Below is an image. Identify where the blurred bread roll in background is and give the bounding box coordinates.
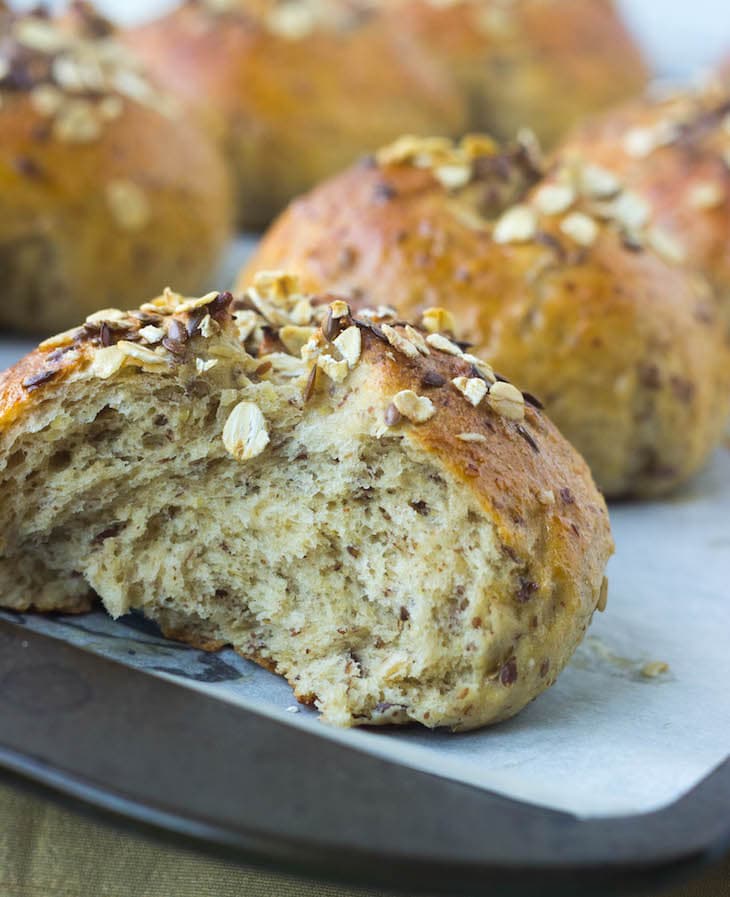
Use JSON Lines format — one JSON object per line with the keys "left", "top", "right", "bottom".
{"left": 557, "top": 78, "right": 730, "bottom": 324}
{"left": 0, "top": 3, "right": 233, "bottom": 334}
{"left": 377, "top": 0, "right": 648, "bottom": 149}
{"left": 242, "top": 134, "right": 730, "bottom": 498}
{"left": 126, "top": 0, "right": 647, "bottom": 229}
{"left": 126, "top": 0, "right": 468, "bottom": 229}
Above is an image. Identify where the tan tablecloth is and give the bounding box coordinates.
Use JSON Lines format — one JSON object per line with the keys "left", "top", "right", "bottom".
{"left": 0, "top": 780, "right": 727, "bottom": 897}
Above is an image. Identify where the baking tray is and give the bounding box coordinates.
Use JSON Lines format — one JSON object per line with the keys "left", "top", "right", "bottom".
{"left": 0, "top": 273, "right": 729, "bottom": 893}
{"left": 1, "top": 616, "right": 729, "bottom": 897}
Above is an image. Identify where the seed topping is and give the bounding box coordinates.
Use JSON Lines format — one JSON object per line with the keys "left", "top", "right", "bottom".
{"left": 421, "top": 307, "right": 456, "bottom": 334}
{"left": 559, "top": 211, "right": 599, "bottom": 246}
{"left": 333, "top": 326, "right": 362, "bottom": 368}
{"left": 533, "top": 183, "right": 575, "bottom": 215}
{"left": 316, "top": 353, "right": 350, "bottom": 382}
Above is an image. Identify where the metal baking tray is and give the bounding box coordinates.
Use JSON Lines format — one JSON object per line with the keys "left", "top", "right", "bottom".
{"left": 0, "top": 617, "right": 728, "bottom": 897}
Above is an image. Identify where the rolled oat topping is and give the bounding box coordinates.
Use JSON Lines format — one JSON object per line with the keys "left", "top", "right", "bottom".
{"left": 559, "top": 211, "right": 599, "bottom": 247}
{"left": 137, "top": 325, "right": 165, "bottom": 343}
{"left": 333, "top": 325, "right": 362, "bottom": 368}
{"left": 533, "top": 183, "right": 575, "bottom": 216}
{"left": 451, "top": 376, "right": 487, "bottom": 407}
{"left": 279, "top": 324, "right": 317, "bottom": 355}
{"left": 425, "top": 333, "right": 463, "bottom": 356}
{"left": 380, "top": 323, "right": 418, "bottom": 359}
{"left": 646, "top": 227, "right": 686, "bottom": 264}
{"left": 329, "top": 299, "right": 350, "bottom": 319}
{"left": 488, "top": 381, "right": 525, "bottom": 421}
{"left": 223, "top": 401, "right": 270, "bottom": 461}
{"left": 403, "top": 324, "right": 430, "bottom": 355}
{"left": 623, "top": 127, "right": 657, "bottom": 159}
{"left": 391, "top": 390, "right": 435, "bottom": 424}
{"left": 316, "top": 353, "right": 349, "bottom": 382}
{"left": 105, "top": 180, "right": 150, "bottom": 231}
{"left": 493, "top": 204, "right": 538, "bottom": 244}
{"left": 579, "top": 164, "right": 621, "bottom": 199}
{"left": 688, "top": 182, "right": 724, "bottom": 209}
{"left": 52, "top": 268, "right": 538, "bottom": 462}
{"left": 195, "top": 357, "right": 218, "bottom": 373}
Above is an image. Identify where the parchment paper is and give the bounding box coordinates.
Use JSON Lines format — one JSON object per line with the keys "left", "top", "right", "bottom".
{"left": 1, "top": 233, "right": 729, "bottom": 819}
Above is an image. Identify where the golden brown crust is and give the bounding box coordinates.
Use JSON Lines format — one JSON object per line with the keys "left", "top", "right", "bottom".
{"left": 0, "top": 338, "right": 90, "bottom": 431}
{"left": 355, "top": 326, "right": 608, "bottom": 569}
{"left": 243, "top": 137, "right": 730, "bottom": 497}
{"left": 125, "top": 0, "right": 645, "bottom": 228}
{"left": 0, "top": 6, "right": 233, "bottom": 333}
{"left": 557, "top": 81, "right": 730, "bottom": 314}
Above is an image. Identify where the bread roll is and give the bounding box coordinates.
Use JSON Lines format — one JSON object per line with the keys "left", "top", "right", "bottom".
{"left": 380, "top": 0, "right": 648, "bottom": 149}
{"left": 127, "top": 1, "right": 467, "bottom": 229}
{"left": 0, "top": 274, "right": 612, "bottom": 730}
{"left": 126, "top": 0, "right": 646, "bottom": 229}
{"left": 0, "top": 4, "right": 232, "bottom": 334}
{"left": 243, "top": 135, "right": 730, "bottom": 498}
{"left": 557, "top": 79, "right": 730, "bottom": 321}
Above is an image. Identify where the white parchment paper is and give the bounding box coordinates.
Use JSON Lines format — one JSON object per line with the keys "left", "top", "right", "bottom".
{"left": 1, "top": 315, "right": 728, "bottom": 818}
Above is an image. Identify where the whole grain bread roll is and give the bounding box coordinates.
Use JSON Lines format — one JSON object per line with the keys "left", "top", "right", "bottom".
{"left": 126, "top": 0, "right": 646, "bottom": 229}
{"left": 0, "top": 274, "right": 612, "bottom": 730}
{"left": 0, "top": 4, "right": 232, "bottom": 334}
{"left": 126, "top": 0, "right": 467, "bottom": 230}
{"left": 242, "top": 135, "right": 730, "bottom": 498}
{"left": 379, "top": 0, "right": 648, "bottom": 149}
{"left": 556, "top": 79, "right": 730, "bottom": 322}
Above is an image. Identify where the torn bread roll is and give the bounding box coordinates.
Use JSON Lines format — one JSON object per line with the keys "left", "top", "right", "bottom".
{"left": 0, "top": 275, "right": 612, "bottom": 731}
{"left": 243, "top": 135, "right": 730, "bottom": 498}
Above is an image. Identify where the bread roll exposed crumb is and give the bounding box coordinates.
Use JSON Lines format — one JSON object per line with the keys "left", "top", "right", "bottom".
{"left": 0, "top": 276, "right": 613, "bottom": 730}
